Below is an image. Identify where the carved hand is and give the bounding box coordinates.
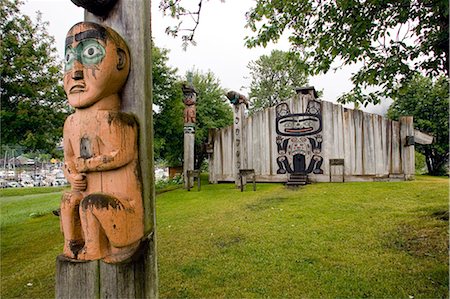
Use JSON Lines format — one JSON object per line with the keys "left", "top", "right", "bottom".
{"left": 71, "top": 174, "right": 87, "bottom": 191}
{"left": 75, "top": 157, "right": 88, "bottom": 173}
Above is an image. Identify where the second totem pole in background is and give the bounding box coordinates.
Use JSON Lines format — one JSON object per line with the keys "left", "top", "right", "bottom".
{"left": 227, "top": 91, "right": 249, "bottom": 188}
{"left": 182, "top": 84, "right": 197, "bottom": 189}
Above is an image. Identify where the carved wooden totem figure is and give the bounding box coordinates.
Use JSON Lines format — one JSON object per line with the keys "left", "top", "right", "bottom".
{"left": 60, "top": 22, "right": 143, "bottom": 263}
{"left": 182, "top": 84, "right": 197, "bottom": 124}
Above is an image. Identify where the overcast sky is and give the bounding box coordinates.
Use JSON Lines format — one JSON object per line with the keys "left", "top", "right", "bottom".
{"left": 21, "top": 0, "right": 391, "bottom": 115}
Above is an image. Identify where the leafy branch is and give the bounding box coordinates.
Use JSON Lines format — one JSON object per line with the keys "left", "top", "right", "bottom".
{"left": 159, "top": 0, "right": 224, "bottom": 50}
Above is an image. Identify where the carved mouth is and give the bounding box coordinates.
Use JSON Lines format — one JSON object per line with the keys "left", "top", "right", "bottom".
{"left": 285, "top": 127, "right": 313, "bottom": 133}
{"left": 70, "top": 84, "right": 85, "bottom": 93}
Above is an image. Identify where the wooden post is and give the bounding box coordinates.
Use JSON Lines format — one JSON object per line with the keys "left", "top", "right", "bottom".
{"left": 226, "top": 91, "right": 249, "bottom": 188}
{"left": 400, "top": 116, "right": 415, "bottom": 180}
{"left": 56, "top": 1, "right": 157, "bottom": 298}
{"left": 233, "top": 103, "right": 247, "bottom": 187}
{"left": 183, "top": 128, "right": 195, "bottom": 188}
{"left": 182, "top": 84, "right": 197, "bottom": 189}
{"left": 207, "top": 129, "right": 216, "bottom": 183}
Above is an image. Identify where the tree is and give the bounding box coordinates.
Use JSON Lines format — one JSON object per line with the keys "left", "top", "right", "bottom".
{"left": 247, "top": 50, "right": 308, "bottom": 114}
{"left": 152, "top": 47, "right": 233, "bottom": 168}
{"left": 152, "top": 45, "right": 185, "bottom": 166}
{"left": 245, "top": 0, "right": 449, "bottom": 106}
{"left": 387, "top": 75, "right": 449, "bottom": 175}
{"left": 1, "top": 0, "right": 68, "bottom": 155}
{"left": 190, "top": 69, "right": 233, "bottom": 169}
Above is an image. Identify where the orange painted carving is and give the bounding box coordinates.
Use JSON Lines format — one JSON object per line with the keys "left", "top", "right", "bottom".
{"left": 60, "top": 22, "right": 143, "bottom": 263}
{"left": 182, "top": 84, "right": 197, "bottom": 123}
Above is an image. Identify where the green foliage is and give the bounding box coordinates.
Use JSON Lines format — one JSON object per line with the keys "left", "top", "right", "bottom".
{"left": 248, "top": 50, "right": 309, "bottom": 114}
{"left": 245, "top": 0, "right": 449, "bottom": 106}
{"left": 152, "top": 46, "right": 185, "bottom": 166}
{"left": 415, "top": 151, "right": 427, "bottom": 175}
{"left": 190, "top": 69, "right": 233, "bottom": 168}
{"left": 155, "top": 175, "right": 182, "bottom": 193}
{"left": 0, "top": 0, "right": 68, "bottom": 155}
{"left": 387, "top": 75, "right": 449, "bottom": 175}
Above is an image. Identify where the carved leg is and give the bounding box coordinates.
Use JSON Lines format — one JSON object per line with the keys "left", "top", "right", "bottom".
{"left": 277, "top": 157, "right": 286, "bottom": 174}
{"left": 78, "top": 193, "right": 143, "bottom": 263}
{"left": 78, "top": 194, "right": 109, "bottom": 261}
{"left": 60, "top": 191, "right": 84, "bottom": 259}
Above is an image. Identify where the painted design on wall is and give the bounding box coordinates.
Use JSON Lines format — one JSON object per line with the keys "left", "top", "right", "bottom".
{"left": 275, "top": 99, "right": 324, "bottom": 174}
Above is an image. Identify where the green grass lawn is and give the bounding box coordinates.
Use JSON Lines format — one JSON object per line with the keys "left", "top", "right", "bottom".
{"left": 1, "top": 176, "right": 448, "bottom": 298}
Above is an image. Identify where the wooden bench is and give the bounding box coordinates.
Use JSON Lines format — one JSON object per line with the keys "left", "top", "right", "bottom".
{"left": 238, "top": 169, "right": 256, "bottom": 192}
{"left": 329, "top": 159, "right": 345, "bottom": 182}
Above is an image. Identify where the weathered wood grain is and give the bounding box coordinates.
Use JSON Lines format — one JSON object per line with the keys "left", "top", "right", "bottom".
{"left": 362, "top": 113, "right": 375, "bottom": 174}
{"left": 268, "top": 106, "right": 277, "bottom": 175}
{"left": 381, "top": 118, "right": 391, "bottom": 175}
{"left": 321, "top": 101, "right": 334, "bottom": 176}
{"left": 55, "top": 256, "right": 99, "bottom": 299}
{"left": 261, "top": 108, "right": 271, "bottom": 175}
{"left": 353, "top": 109, "right": 364, "bottom": 175}
{"left": 246, "top": 116, "right": 254, "bottom": 170}
{"left": 414, "top": 129, "right": 434, "bottom": 144}
{"left": 400, "top": 116, "right": 415, "bottom": 179}
{"left": 373, "top": 115, "right": 384, "bottom": 175}
{"left": 343, "top": 108, "right": 355, "bottom": 176}
{"left": 391, "top": 121, "right": 402, "bottom": 174}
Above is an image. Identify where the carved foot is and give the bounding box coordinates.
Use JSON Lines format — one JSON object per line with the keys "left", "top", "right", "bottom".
{"left": 102, "top": 241, "right": 140, "bottom": 263}
{"left": 63, "top": 239, "right": 85, "bottom": 259}
{"left": 77, "top": 250, "right": 103, "bottom": 261}
{"left": 69, "top": 239, "right": 85, "bottom": 257}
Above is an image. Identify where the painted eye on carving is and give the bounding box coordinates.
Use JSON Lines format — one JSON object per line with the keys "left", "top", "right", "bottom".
{"left": 280, "top": 118, "right": 295, "bottom": 127}
{"left": 79, "top": 40, "right": 106, "bottom": 65}
{"left": 64, "top": 48, "right": 76, "bottom": 71}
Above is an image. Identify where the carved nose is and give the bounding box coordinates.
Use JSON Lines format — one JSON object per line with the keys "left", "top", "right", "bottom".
{"left": 72, "top": 70, "right": 83, "bottom": 80}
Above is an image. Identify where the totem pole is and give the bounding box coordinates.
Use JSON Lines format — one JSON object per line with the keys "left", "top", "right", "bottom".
{"left": 56, "top": 1, "right": 157, "bottom": 298}
{"left": 182, "top": 84, "right": 197, "bottom": 189}
{"left": 226, "top": 91, "right": 249, "bottom": 187}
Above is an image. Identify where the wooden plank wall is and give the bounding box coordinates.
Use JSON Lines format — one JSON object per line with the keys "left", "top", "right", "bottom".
{"left": 209, "top": 97, "right": 413, "bottom": 182}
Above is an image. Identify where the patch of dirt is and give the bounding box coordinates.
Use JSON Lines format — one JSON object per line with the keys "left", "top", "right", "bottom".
{"left": 388, "top": 223, "right": 449, "bottom": 258}
{"left": 431, "top": 210, "right": 449, "bottom": 221}
{"left": 214, "top": 235, "right": 244, "bottom": 249}
{"left": 245, "top": 197, "right": 288, "bottom": 211}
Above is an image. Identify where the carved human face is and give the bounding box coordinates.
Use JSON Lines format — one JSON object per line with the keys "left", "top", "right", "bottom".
{"left": 64, "top": 22, "right": 129, "bottom": 108}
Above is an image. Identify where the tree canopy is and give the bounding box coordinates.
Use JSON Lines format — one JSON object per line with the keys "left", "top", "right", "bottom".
{"left": 152, "top": 46, "right": 185, "bottom": 166}
{"left": 247, "top": 50, "right": 308, "bottom": 114}
{"left": 245, "top": 0, "right": 449, "bottom": 106}
{"left": 387, "top": 75, "right": 449, "bottom": 175}
{"left": 1, "top": 0, "right": 67, "bottom": 155}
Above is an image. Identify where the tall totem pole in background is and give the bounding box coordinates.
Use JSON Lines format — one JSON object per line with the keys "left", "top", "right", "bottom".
{"left": 182, "top": 84, "right": 197, "bottom": 189}
{"left": 226, "top": 91, "right": 249, "bottom": 188}
{"left": 56, "top": 1, "right": 157, "bottom": 298}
